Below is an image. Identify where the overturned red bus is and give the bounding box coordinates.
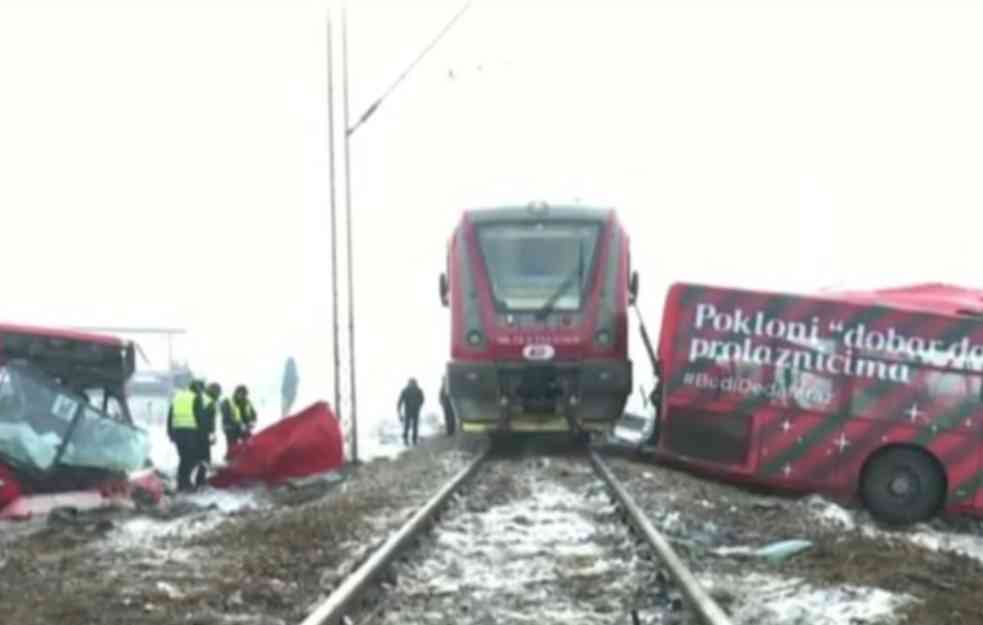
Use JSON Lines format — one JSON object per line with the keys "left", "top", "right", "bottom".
{"left": 646, "top": 282, "right": 983, "bottom": 526}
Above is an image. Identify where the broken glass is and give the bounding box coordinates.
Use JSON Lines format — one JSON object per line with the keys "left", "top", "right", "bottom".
{"left": 61, "top": 405, "right": 149, "bottom": 471}
{"left": 0, "top": 361, "right": 148, "bottom": 475}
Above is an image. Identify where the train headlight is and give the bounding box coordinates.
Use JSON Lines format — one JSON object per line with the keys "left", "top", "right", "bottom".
{"left": 595, "top": 329, "right": 612, "bottom": 345}
{"left": 466, "top": 330, "right": 483, "bottom": 346}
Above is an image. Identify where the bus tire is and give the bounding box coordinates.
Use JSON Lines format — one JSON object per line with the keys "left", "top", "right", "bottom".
{"left": 860, "top": 447, "right": 945, "bottom": 527}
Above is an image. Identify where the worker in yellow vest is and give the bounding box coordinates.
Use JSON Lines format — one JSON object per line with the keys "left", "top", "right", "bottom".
{"left": 167, "top": 380, "right": 205, "bottom": 492}
{"left": 190, "top": 382, "right": 221, "bottom": 488}
{"left": 221, "top": 385, "right": 258, "bottom": 456}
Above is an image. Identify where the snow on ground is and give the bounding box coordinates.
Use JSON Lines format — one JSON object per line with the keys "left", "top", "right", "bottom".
{"left": 420, "top": 483, "right": 610, "bottom": 597}
{"left": 109, "top": 487, "right": 272, "bottom": 551}
{"left": 114, "top": 393, "right": 438, "bottom": 554}
{"left": 1, "top": 434, "right": 478, "bottom": 625}
{"left": 371, "top": 457, "right": 666, "bottom": 625}
{"left": 803, "top": 494, "right": 983, "bottom": 565}
{"left": 704, "top": 572, "right": 913, "bottom": 625}
{"left": 906, "top": 528, "right": 983, "bottom": 563}
{"left": 603, "top": 456, "right": 934, "bottom": 625}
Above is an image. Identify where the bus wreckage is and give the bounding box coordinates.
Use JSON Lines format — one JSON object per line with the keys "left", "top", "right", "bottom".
{"left": 0, "top": 324, "right": 347, "bottom": 521}
{"left": 0, "top": 324, "right": 163, "bottom": 520}
{"left": 630, "top": 282, "right": 983, "bottom": 526}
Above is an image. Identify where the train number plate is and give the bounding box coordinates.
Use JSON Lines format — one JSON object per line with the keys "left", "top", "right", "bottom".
{"left": 522, "top": 344, "right": 555, "bottom": 361}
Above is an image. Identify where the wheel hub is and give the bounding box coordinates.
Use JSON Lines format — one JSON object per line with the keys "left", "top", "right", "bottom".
{"left": 888, "top": 469, "right": 919, "bottom": 498}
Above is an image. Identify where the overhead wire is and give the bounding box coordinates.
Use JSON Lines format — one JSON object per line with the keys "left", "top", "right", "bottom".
{"left": 346, "top": 0, "right": 473, "bottom": 137}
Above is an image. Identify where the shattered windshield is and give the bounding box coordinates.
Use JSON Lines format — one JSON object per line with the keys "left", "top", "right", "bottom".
{"left": 0, "top": 361, "right": 148, "bottom": 474}
{"left": 475, "top": 221, "right": 601, "bottom": 312}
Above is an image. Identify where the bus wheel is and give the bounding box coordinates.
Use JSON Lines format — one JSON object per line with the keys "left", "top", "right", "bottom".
{"left": 861, "top": 447, "right": 945, "bottom": 527}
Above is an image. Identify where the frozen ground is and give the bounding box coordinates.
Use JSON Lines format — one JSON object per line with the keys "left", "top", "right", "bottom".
{"left": 705, "top": 572, "right": 912, "bottom": 625}
{"left": 363, "top": 452, "right": 675, "bottom": 625}
{"left": 9, "top": 421, "right": 983, "bottom": 625}
{"left": 108, "top": 487, "right": 274, "bottom": 553}
{"left": 803, "top": 494, "right": 983, "bottom": 565}
{"left": 0, "top": 434, "right": 480, "bottom": 625}
{"left": 601, "top": 448, "right": 983, "bottom": 625}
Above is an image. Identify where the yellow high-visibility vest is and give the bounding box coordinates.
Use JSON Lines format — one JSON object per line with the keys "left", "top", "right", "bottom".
{"left": 242, "top": 401, "right": 256, "bottom": 424}
{"left": 225, "top": 398, "right": 242, "bottom": 425}
{"left": 171, "top": 390, "right": 197, "bottom": 429}
{"left": 225, "top": 398, "right": 256, "bottom": 425}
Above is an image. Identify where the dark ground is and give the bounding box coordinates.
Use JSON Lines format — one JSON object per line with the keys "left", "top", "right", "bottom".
{"left": 3, "top": 433, "right": 983, "bottom": 625}
{"left": 598, "top": 442, "right": 983, "bottom": 625}
{"left": 0, "top": 434, "right": 482, "bottom": 625}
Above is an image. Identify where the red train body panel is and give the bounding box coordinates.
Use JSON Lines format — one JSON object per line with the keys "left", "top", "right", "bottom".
{"left": 440, "top": 204, "right": 637, "bottom": 433}
{"left": 651, "top": 282, "right": 983, "bottom": 524}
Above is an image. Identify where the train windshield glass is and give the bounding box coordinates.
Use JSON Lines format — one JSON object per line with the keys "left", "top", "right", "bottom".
{"left": 476, "top": 221, "right": 601, "bottom": 312}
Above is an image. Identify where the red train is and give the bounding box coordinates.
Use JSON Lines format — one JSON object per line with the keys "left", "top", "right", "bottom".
{"left": 439, "top": 203, "right": 638, "bottom": 437}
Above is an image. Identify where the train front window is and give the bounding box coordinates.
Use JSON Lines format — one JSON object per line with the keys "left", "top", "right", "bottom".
{"left": 476, "top": 221, "right": 601, "bottom": 312}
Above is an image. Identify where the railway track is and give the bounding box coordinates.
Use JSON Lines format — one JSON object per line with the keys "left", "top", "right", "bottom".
{"left": 299, "top": 442, "right": 733, "bottom": 625}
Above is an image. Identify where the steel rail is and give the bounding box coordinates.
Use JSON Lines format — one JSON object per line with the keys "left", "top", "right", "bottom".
{"left": 298, "top": 447, "right": 490, "bottom": 625}
{"left": 589, "top": 450, "right": 734, "bottom": 625}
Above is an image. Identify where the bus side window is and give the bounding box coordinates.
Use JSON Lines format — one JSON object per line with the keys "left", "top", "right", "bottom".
{"left": 922, "top": 370, "right": 980, "bottom": 414}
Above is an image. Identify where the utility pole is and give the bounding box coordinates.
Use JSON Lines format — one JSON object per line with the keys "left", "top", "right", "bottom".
{"left": 329, "top": 0, "right": 471, "bottom": 464}
{"left": 327, "top": 13, "right": 342, "bottom": 434}
{"left": 341, "top": 3, "right": 358, "bottom": 464}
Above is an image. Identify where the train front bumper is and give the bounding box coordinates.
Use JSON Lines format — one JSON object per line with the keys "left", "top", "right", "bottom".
{"left": 446, "top": 359, "right": 632, "bottom": 433}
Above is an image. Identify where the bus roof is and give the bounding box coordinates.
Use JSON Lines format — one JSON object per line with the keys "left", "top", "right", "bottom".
{"left": 824, "top": 283, "right": 983, "bottom": 319}
{"left": 0, "top": 322, "right": 126, "bottom": 347}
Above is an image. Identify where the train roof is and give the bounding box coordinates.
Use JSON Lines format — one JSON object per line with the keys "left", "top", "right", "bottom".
{"left": 462, "top": 204, "right": 615, "bottom": 224}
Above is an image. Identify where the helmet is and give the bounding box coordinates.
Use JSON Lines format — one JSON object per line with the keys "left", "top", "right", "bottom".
{"left": 206, "top": 382, "right": 221, "bottom": 397}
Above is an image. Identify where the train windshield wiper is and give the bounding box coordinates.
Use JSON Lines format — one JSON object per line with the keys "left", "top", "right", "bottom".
{"left": 534, "top": 239, "right": 585, "bottom": 321}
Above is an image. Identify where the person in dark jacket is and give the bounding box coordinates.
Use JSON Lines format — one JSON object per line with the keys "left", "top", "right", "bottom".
{"left": 397, "top": 378, "right": 424, "bottom": 446}
{"left": 439, "top": 375, "right": 455, "bottom": 436}
{"left": 191, "top": 382, "right": 221, "bottom": 488}
{"left": 167, "top": 380, "right": 205, "bottom": 492}
{"left": 221, "top": 384, "right": 257, "bottom": 452}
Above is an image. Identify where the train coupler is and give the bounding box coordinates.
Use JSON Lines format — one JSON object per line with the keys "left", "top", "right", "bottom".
{"left": 496, "top": 396, "right": 511, "bottom": 431}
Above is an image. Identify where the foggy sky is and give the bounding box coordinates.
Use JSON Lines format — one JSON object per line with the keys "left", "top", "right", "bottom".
{"left": 2, "top": 0, "right": 982, "bottom": 449}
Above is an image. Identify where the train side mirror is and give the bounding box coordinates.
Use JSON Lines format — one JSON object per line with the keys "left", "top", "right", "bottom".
{"left": 628, "top": 271, "right": 639, "bottom": 304}
{"left": 439, "top": 273, "right": 449, "bottom": 307}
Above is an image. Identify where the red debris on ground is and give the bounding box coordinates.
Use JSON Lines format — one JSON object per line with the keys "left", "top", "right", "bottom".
{"left": 209, "top": 401, "right": 344, "bottom": 489}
